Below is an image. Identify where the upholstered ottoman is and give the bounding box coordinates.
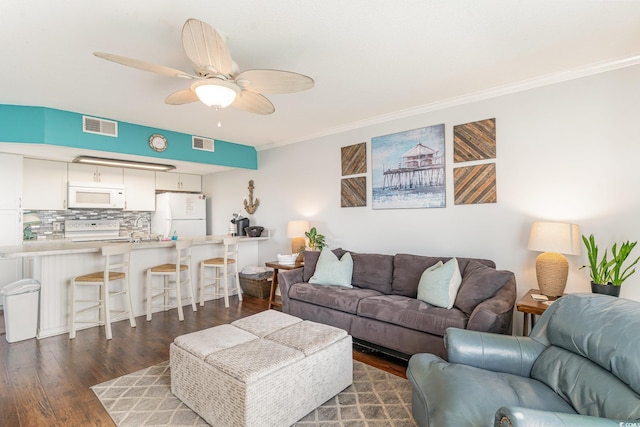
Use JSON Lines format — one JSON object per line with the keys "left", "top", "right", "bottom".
{"left": 170, "top": 310, "right": 353, "bottom": 427}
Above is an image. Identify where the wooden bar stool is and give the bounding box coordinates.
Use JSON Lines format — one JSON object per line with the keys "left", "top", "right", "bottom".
{"left": 146, "top": 239, "right": 197, "bottom": 321}
{"left": 69, "top": 244, "right": 136, "bottom": 340}
{"left": 199, "top": 236, "right": 242, "bottom": 308}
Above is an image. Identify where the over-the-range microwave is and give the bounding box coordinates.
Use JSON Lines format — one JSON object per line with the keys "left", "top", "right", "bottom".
{"left": 68, "top": 183, "right": 125, "bottom": 209}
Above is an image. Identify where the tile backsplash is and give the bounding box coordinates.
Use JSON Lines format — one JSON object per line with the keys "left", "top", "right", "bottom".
{"left": 24, "top": 209, "right": 152, "bottom": 241}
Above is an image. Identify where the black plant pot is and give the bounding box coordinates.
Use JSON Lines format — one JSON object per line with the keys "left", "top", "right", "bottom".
{"left": 591, "top": 282, "right": 621, "bottom": 297}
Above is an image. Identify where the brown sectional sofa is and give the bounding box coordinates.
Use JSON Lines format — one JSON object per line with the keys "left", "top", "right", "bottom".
{"left": 277, "top": 248, "right": 517, "bottom": 358}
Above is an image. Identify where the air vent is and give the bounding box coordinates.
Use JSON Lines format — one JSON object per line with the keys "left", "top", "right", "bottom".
{"left": 82, "top": 116, "right": 118, "bottom": 137}
{"left": 192, "top": 136, "right": 215, "bottom": 152}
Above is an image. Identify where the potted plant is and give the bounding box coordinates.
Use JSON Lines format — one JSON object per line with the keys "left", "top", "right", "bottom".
{"left": 580, "top": 234, "right": 640, "bottom": 297}
{"left": 304, "top": 227, "right": 326, "bottom": 251}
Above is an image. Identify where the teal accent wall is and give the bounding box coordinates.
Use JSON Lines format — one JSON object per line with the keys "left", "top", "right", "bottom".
{"left": 0, "top": 105, "right": 46, "bottom": 142}
{"left": 0, "top": 104, "right": 257, "bottom": 170}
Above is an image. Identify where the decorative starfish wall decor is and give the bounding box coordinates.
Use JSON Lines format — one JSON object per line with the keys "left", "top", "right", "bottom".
{"left": 243, "top": 179, "right": 260, "bottom": 214}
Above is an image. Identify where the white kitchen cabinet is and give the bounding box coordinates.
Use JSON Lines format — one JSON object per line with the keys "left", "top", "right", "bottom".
{"left": 0, "top": 153, "right": 23, "bottom": 297}
{"left": 0, "top": 257, "right": 22, "bottom": 308}
{"left": 124, "top": 169, "right": 155, "bottom": 211}
{"left": 23, "top": 158, "right": 68, "bottom": 210}
{"left": 0, "top": 153, "right": 23, "bottom": 209}
{"left": 0, "top": 210, "right": 22, "bottom": 245}
{"left": 179, "top": 173, "right": 202, "bottom": 192}
{"left": 68, "top": 163, "right": 123, "bottom": 184}
{"left": 155, "top": 172, "right": 201, "bottom": 192}
{"left": 0, "top": 210, "right": 22, "bottom": 301}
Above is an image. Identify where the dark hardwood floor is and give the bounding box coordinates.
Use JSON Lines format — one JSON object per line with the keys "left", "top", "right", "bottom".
{"left": 0, "top": 296, "right": 407, "bottom": 426}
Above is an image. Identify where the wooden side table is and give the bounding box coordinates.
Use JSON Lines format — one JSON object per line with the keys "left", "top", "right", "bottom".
{"left": 265, "top": 261, "right": 303, "bottom": 310}
{"left": 516, "top": 289, "right": 561, "bottom": 336}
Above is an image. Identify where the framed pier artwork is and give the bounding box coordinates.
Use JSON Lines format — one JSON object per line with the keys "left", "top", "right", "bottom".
{"left": 372, "top": 124, "right": 445, "bottom": 209}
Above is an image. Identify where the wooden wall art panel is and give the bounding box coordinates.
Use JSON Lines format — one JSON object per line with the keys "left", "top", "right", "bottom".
{"left": 341, "top": 177, "right": 367, "bottom": 207}
{"left": 454, "top": 163, "right": 497, "bottom": 205}
{"left": 454, "top": 118, "right": 496, "bottom": 163}
{"left": 341, "top": 142, "right": 367, "bottom": 176}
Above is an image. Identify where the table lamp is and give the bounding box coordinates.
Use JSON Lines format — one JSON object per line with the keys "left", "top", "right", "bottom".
{"left": 23, "top": 213, "right": 42, "bottom": 240}
{"left": 527, "top": 221, "right": 581, "bottom": 297}
{"left": 287, "top": 220, "right": 309, "bottom": 261}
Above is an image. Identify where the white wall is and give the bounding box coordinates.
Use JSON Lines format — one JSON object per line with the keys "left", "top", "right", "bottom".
{"left": 204, "top": 64, "right": 640, "bottom": 333}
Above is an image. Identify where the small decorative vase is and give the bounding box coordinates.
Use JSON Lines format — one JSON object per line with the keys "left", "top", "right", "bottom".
{"left": 591, "top": 282, "right": 621, "bottom": 297}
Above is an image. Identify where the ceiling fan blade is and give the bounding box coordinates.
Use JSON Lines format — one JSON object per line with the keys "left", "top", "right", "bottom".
{"left": 182, "top": 19, "right": 232, "bottom": 76}
{"left": 165, "top": 89, "right": 199, "bottom": 105}
{"left": 234, "top": 69, "right": 314, "bottom": 94}
{"left": 94, "top": 52, "right": 195, "bottom": 79}
{"left": 232, "top": 91, "right": 275, "bottom": 115}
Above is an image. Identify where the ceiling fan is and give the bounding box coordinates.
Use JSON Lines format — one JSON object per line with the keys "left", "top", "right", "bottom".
{"left": 94, "top": 18, "right": 314, "bottom": 115}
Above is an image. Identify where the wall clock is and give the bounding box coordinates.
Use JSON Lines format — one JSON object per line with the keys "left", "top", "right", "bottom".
{"left": 149, "top": 134, "right": 168, "bottom": 152}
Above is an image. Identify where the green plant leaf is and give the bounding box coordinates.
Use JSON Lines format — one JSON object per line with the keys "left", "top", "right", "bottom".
{"left": 304, "top": 226, "right": 326, "bottom": 251}
{"left": 581, "top": 234, "right": 639, "bottom": 286}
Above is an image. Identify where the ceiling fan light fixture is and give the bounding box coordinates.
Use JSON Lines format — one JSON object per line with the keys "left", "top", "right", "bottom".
{"left": 192, "top": 80, "right": 239, "bottom": 108}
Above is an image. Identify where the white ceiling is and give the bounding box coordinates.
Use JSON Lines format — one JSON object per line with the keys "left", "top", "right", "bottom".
{"left": 2, "top": 0, "right": 640, "bottom": 172}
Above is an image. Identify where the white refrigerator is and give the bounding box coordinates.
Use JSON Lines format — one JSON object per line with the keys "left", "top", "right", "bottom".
{"left": 151, "top": 193, "right": 207, "bottom": 238}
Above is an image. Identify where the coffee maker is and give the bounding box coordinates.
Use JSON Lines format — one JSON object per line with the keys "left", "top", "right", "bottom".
{"left": 236, "top": 217, "right": 250, "bottom": 236}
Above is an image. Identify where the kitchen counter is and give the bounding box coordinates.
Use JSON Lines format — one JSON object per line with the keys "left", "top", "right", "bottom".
{"left": 0, "top": 235, "right": 269, "bottom": 258}
{"left": 2, "top": 234, "right": 269, "bottom": 339}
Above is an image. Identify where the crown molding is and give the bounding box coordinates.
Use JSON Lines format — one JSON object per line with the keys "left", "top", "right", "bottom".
{"left": 258, "top": 53, "right": 640, "bottom": 152}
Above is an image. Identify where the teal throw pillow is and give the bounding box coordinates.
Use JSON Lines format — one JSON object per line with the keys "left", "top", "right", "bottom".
{"left": 417, "top": 258, "right": 462, "bottom": 309}
{"left": 309, "top": 248, "right": 353, "bottom": 288}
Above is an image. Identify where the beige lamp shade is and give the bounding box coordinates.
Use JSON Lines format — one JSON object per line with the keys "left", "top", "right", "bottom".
{"left": 528, "top": 222, "right": 581, "bottom": 297}
{"left": 287, "top": 220, "right": 309, "bottom": 257}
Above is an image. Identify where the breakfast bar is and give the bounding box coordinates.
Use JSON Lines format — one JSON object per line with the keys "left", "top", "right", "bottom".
{"left": 0, "top": 235, "right": 268, "bottom": 338}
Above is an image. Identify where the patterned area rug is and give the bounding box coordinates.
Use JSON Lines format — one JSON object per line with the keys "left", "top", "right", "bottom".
{"left": 92, "top": 359, "right": 416, "bottom": 426}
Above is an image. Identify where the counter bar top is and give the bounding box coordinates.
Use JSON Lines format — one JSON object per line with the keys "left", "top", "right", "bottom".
{"left": 0, "top": 235, "right": 268, "bottom": 258}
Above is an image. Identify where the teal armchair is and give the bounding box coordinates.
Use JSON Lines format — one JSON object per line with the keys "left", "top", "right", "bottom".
{"left": 407, "top": 293, "right": 640, "bottom": 426}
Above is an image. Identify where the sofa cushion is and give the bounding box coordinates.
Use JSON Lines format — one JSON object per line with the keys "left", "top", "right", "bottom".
{"left": 303, "top": 248, "right": 347, "bottom": 282}
{"left": 417, "top": 258, "right": 462, "bottom": 309}
{"left": 351, "top": 252, "right": 394, "bottom": 293}
{"left": 287, "top": 282, "right": 383, "bottom": 314}
{"left": 356, "top": 295, "right": 468, "bottom": 336}
{"left": 309, "top": 248, "right": 353, "bottom": 287}
{"left": 391, "top": 254, "right": 445, "bottom": 297}
{"left": 454, "top": 260, "right": 514, "bottom": 315}
{"left": 391, "top": 254, "right": 496, "bottom": 298}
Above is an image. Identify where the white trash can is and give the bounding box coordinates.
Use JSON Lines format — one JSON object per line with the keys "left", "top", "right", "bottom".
{"left": 1, "top": 279, "right": 40, "bottom": 343}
